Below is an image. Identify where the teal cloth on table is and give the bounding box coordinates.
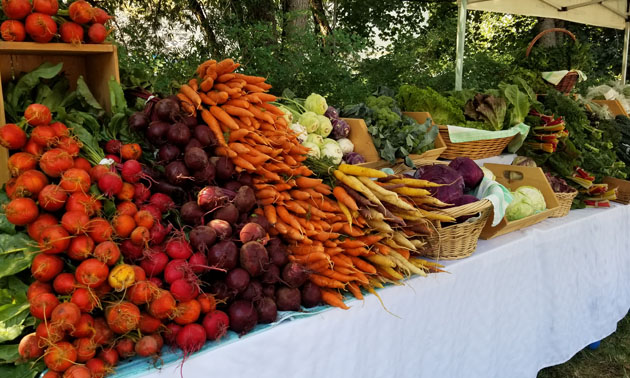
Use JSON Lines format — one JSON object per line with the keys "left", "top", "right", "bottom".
{"left": 472, "top": 177, "right": 514, "bottom": 227}
{"left": 541, "top": 69, "right": 587, "bottom": 85}
{"left": 446, "top": 123, "right": 530, "bottom": 153}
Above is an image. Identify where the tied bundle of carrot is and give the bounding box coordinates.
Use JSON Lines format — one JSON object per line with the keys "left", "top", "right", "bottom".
{"left": 179, "top": 58, "right": 386, "bottom": 309}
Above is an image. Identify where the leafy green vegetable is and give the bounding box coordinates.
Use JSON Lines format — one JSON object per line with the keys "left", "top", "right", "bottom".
{"left": 463, "top": 93, "right": 507, "bottom": 131}
{"left": 5, "top": 62, "right": 63, "bottom": 123}
{"left": 500, "top": 83, "right": 530, "bottom": 125}
{"left": 396, "top": 85, "right": 465, "bottom": 125}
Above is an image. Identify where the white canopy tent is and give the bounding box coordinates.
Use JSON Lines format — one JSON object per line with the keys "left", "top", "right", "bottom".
{"left": 455, "top": 0, "right": 630, "bottom": 89}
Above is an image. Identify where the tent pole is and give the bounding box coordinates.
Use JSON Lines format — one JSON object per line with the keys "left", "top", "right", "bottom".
{"left": 623, "top": 21, "right": 630, "bottom": 84}
{"left": 455, "top": 0, "right": 467, "bottom": 90}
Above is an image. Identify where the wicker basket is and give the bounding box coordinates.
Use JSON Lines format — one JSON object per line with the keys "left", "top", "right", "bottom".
{"left": 422, "top": 200, "right": 493, "bottom": 260}
{"left": 526, "top": 28, "right": 578, "bottom": 94}
{"left": 438, "top": 125, "right": 515, "bottom": 160}
{"left": 550, "top": 190, "right": 578, "bottom": 218}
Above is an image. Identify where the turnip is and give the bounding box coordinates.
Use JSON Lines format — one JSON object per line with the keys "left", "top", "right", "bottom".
{"left": 239, "top": 222, "right": 267, "bottom": 244}
{"left": 202, "top": 310, "right": 229, "bottom": 341}
{"left": 209, "top": 219, "right": 232, "bottom": 239}
{"left": 2, "top": 0, "right": 32, "bottom": 20}
{"left": 146, "top": 121, "right": 170, "bottom": 146}
{"left": 233, "top": 185, "right": 256, "bottom": 213}
{"left": 282, "top": 262, "right": 308, "bottom": 288}
{"left": 1, "top": 20, "right": 25, "bottom": 41}
{"left": 154, "top": 98, "right": 180, "bottom": 121}
{"left": 165, "top": 161, "right": 189, "bottom": 185}
{"left": 261, "top": 264, "right": 280, "bottom": 285}
{"left": 256, "top": 297, "right": 277, "bottom": 324}
{"left": 240, "top": 241, "right": 269, "bottom": 277}
{"left": 181, "top": 201, "right": 204, "bottom": 225}
{"left": 214, "top": 203, "right": 239, "bottom": 224}
{"left": 189, "top": 225, "right": 216, "bottom": 252}
{"left": 276, "top": 286, "right": 301, "bottom": 311}
{"left": 207, "top": 240, "right": 238, "bottom": 270}
{"left": 184, "top": 146, "right": 208, "bottom": 171}
{"left": 167, "top": 122, "right": 191, "bottom": 146}
{"left": 175, "top": 323, "right": 206, "bottom": 356}
{"left": 226, "top": 268, "right": 250, "bottom": 293}
{"left": 25, "top": 13, "right": 57, "bottom": 43}
{"left": 239, "top": 280, "right": 263, "bottom": 302}
{"left": 228, "top": 300, "right": 258, "bottom": 335}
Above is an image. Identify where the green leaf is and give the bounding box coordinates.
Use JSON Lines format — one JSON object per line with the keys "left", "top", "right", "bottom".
{"left": 8, "top": 62, "right": 63, "bottom": 112}
{"left": 0, "top": 360, "right": 45, "bottom": 378}
{"left": 0, "top": 345, "right": 19, "bottom": 363}
{"left": 76, "top": 76, "right": 104, "bottom": 117}
{"left": 104, "top": 199, "right": 116, "bottom": 219}
{"left": 0, "top": 191, "right": 15, "bottom": 236}
{"left": 42, "top": 78, "right": 71, "bottom": 112}
{"left": 109, "top": 77, "right": 127, "bottom": 115}
{"left": 0, "top": 233, "right": 37, "bottom": 280}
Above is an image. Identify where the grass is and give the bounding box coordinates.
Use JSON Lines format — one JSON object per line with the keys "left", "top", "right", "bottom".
{"left": 537, "top": 311, "right": 630, "bottom": 378}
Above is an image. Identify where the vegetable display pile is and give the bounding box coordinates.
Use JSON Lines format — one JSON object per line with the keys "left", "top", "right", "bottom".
{"left": 1, "top": 0, "right": 112, "bottom": 44}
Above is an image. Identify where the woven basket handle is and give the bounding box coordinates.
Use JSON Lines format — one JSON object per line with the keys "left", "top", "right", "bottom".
{"left": 435, "top": 199, "right": 492, "bottom": 218}
{"left": 526, "top": 28, "right": 576, "bottom": 57}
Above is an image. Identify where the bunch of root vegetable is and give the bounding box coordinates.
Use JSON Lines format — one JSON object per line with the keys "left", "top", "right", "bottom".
{"left": 177, "top": 59, "right": 444, "bottom": 309}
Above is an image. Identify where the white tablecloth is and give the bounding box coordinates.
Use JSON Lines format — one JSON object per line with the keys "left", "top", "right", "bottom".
{"left": 135, "top": 204, "right": 630, "bottom": 378}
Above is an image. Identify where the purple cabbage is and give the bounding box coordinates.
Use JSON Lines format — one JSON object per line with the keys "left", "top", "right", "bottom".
{"left": 331, "top": 118, "right": 350, "bottom": 139}
{"left": 344, "top": 152, "right": 365, "bottom": 165}
{"left": 324, "top": 106, "right": 339, "bottom": 119}
{"left": 415, "top": 164, "right": 464, "bottom": 204}
{"left": 448, "top": 157, "right": 483, "bottom": 190}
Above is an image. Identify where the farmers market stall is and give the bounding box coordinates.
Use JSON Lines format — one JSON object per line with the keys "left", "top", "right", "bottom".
{"left": 119, "top": 203, "right": 630, "bottom": 378}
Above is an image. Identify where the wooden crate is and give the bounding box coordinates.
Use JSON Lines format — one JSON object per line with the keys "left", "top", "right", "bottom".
{"left": 0, "top": 42, "right": 120, "bottom": 185}
{"left": 592, "top": 99, "right": 628, "bottom": 117}
{"left": 480, "top": 164, "right": 560, "bottom": 239}
{"left": 603, "top": 176, "right": 630, "bottom": 204}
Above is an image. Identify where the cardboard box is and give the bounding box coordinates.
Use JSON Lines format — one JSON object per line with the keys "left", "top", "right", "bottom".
{"left": 603, "top": 176, "right": 630, "bottom": 205}
{"left": 480, "top": 164, "right": 560, "bottom": 239}
{"left": 0, "top": 42, "right": 120, "bottom": 185}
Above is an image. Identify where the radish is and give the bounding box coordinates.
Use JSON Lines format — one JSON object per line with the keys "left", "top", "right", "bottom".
{"left": 38, "top": 184, "right": 68, "bottom": 212}
{"left": 40, "top": 148, "right": 74, "bottom": 178}
{"left": 92, "top": 8, "right": 111, "bottom": 24}
{"left": 67, "top": 234, "right": 95, "bottom": 261}
{"left": 52, "top": 273, "right": 76, "bottom": 295}
{"left": 202, "top": 310, "right": 229, "bottom": 340}
{"left": 115, "top": 338, "right": 135, "bottom": 359}
{"left": 0, "top": 123, "right": 27, "bottom": 149}
{"left": 70, "top": 288, "right": 98, "bottom": 312}
{"left": 106, "top": 301, "right": 140, "bottom": 334}
{"left": 14, "top": 170, "right": 48, "bottom": 198}
{"left": 148, "top": 290, "right": 176, "bottom": 319}
{"left": 1, "top": 0, "right": 32, "bottom": 20}
{"left": 43, "top": 341, "right": 77, "bottom": 372}
{"left": 50, "top": 302, "right": 81, "bottom": 331}
{"left": 39, "top": 224, "right": 70, "bottom": 254}
{"left": 31, "top": 254, "right": 63, "bottom": 282}
{"left": 175, "top": 323, "right": 206, "bottom": 356}
{"left": 170, "top": 278, "right": 199, "bottom": 302}
{"left": 88, "top": 23, "right": 107, "bottom": 43}
{"left": 98, "top": 171, "right": 123, "bottom": 196}
{"left": 68, "top": 0, "right": 93, "bottom": 24}
{"left": 30, "top": 292, "right": 59, "bottom": 320}
{"left": 138, "top": 313, "right": 161, "bottom": 333}
{"left": 121, "top": 159, "right": 142, "bottom": 183}
{"left": 75, "top": 258, "right": 109, "bottom": 288}
{"left": 135, "top": 335, "right": 159, "bottom": 357}
{"left": 165, "top": 238, "right": 192, "bottom": 260}
{"left": 27, "top": 281, "right": 52, "bottom": 301}
{"left": 8, "top": 152, "right": 37, "bottom": 177}
{"left": 33, "top": 0, "right": 58, "bottom": 15}
{"left": 1, "top": 20, "right": 25, "bottom": 41}
{"left": 70, "top": 313, "right": 94, "bottom": 338}
{"left": 18, "top": 333, "right": 44, "bottom": 360}
{"left": 27, "top": 214, "right": 57, "bottom": 243}
{"left": 59, "top": 21, "right": 84, "bottom": 44}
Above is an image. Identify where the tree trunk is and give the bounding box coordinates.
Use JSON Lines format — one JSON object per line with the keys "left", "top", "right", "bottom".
{"left": 189, "top": 0, "right": 221, "bottom": 56}
{"left": 536, "top": 18, "right": 558, "bottom": 47}
{"left": 284, "top": 0, "right": 310, "bottom": 35}
{"left": 309, "top": 0, "right": 331, "bottom": 35}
